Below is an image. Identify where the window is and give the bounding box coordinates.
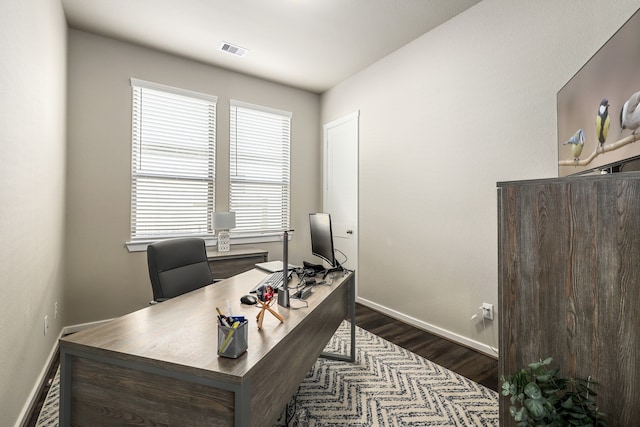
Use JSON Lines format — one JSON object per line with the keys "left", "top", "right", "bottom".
{"left": 230, "top": 100, "right": 291, "bottom": 237}
{"left": 129, "top": 79, "right": 216, "bottom": 244}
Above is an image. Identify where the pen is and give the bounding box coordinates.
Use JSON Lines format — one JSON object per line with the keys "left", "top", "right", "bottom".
{"left": 216, "top": 307, "right": 230, "bottom": 327}
{"left": 226, "top": 299, "right": 233, "bottom": 317}
{"left": 218, "top": 315, "right": 230, "bottom": 327}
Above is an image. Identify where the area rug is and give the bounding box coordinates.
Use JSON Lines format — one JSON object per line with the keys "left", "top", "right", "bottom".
{"left": 36, "top": 322, "right": 498, "bottom": 426}
{"left": 35, "top": 365, "right": 59, "bottom": 427}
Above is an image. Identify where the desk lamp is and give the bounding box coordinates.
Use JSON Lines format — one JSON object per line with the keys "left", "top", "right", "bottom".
{"left": 212, "top": 212, "right": 236, "bottom": 252}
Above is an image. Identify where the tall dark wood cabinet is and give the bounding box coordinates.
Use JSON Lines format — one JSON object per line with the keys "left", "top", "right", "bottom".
{"left": 498, "top": 174, "right": 640, "bottom": 426}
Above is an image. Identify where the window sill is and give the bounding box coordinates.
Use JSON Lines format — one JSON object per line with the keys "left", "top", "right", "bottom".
{"left": 125, "top": 232, "right": 293, "bottom": 252}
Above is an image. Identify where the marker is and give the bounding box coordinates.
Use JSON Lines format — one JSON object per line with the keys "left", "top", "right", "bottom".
{"left": 216, "top": 307, "right": 230, "bottom": 327}
{"left": 218, "top": 315, "right": 230, "bottom": 327}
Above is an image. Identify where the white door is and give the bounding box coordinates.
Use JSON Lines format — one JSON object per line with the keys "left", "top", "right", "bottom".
{"left": 323, "top": 111, "right": 359, "bottom": 276}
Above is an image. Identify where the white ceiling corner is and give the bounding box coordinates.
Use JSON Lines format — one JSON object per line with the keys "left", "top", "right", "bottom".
{"left": 60, "top": 0, "right": 480, "bottom": 93}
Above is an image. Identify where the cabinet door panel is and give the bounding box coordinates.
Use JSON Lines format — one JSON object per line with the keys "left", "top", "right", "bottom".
{"left": 498, "top": 175, "right": 640, "bottom": 426}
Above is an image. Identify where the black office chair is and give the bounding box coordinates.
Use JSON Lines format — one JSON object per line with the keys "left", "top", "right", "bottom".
{"left": 147, "top": 237, "right": 214, "bottom": 303}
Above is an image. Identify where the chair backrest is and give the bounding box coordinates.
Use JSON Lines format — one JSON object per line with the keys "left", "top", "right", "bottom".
{"left": 147, "top": 237, "right": 213, "bottom": 301}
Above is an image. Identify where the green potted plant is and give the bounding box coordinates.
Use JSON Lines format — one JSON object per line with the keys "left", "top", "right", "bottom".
{"left": 501, "top": 357, "right": 606, "bottom": 426}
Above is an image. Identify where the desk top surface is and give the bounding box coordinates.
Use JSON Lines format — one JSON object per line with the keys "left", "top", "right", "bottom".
{"left": 60, "top": 268, "right": 353, "bottom": 384}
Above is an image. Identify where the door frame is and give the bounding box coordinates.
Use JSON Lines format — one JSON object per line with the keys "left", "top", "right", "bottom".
{"left": 323, "top": 111, "right": 359, "bottom": 288}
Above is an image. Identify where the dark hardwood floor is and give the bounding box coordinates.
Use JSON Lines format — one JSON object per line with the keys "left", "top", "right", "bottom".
{"left": 354, "top": 303, "right": 499, "bottom": 392}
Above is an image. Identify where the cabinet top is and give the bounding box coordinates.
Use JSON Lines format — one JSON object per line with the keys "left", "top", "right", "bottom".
{"left": 497, "top": 171, "right": 640, "bottom": 188}
{"left": 206, "top": 247, "right": 268, "bottom": 259}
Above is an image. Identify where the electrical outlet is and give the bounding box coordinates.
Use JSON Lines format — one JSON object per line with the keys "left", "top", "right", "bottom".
{"left": 481, "top": 303, "right": 494, "bottom": 320}
{"left": 44, "top": 315, "right": 49, "bottom": 336}
{"left": 54, "top": 302, "right": 58, "bottom": 319}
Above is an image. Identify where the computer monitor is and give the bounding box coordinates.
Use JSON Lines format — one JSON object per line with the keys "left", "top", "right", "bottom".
{"left": 309, "top": 212, "right": 337, "bottom": 269}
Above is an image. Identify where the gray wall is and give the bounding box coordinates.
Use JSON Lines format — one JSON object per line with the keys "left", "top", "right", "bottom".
{"left": 321, "top": 0, "right": 640, "bottom": 354}
{"left": 65, "top": 30, "right": 322, "bottom": 325}
{"left": 0, "top": 0, "right": 67, "bottom": 425}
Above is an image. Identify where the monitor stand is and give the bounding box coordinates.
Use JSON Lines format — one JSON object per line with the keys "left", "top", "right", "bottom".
{"left": 303, "top": 260, "right": 325, "bottom": 272}
{"left": 321, "top": 262, "right": 345, "bottom": 279}
{"left": 303, "top": 260, "right": 345, "bottom": 279}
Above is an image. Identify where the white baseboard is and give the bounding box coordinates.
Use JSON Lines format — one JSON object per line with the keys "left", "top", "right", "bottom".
{"left": 15, "top": 318, "right": 115, "bottom": 427}
{"left": 356, "top": 297, "right": 499, "bottom": 359}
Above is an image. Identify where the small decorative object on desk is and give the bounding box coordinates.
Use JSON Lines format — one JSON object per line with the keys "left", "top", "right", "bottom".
{"left": 255, "top": 284, "right": 285, "bottom": 329}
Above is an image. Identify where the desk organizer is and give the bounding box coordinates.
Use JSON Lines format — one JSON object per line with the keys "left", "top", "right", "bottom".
{"left": 217, "top": 321, "right": 248, "bottom": 358}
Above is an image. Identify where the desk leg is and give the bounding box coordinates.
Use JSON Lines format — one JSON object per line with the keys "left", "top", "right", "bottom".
{"left": 59, "top": 349, "right": 72, "bottom": 427}
{"left": 320, "top": 272, "right": 356, "bottom": 363}
{"left": 235, "top": 378, "right": 251, "bottom": 427}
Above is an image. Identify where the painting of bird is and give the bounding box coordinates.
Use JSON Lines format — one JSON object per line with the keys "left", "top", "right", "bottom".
{"left": 563, "top": 128, "right": 585, "bottom": 160}
{"left": 621, "top": 91, "right": 640, "bottom": 135}
{"left": 595, "top": 98, "right": 610, "bottom": 151}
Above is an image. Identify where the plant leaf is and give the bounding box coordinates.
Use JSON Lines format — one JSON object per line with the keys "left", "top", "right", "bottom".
{"left": 513, "top": 406, "right": 526, "bottom": 422}
{"left": 524, "top": 398, "right": 546, "bottom": 419}
{"left": 561, "top": 396, "right": 574, "bottom": 409}
{"left": 524, "top": 382, "right": 542, "bottom": 399}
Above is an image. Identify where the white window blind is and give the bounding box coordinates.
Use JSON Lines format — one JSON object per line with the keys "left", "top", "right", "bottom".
{"left": 230, "top": 100, "right": 291, "bottom": 236}
{"left": 130, "top": 78, "right": 217, "bottom": 241}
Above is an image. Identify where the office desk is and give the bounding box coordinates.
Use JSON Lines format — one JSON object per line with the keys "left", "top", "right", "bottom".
{"left": 59, "top": 269, "right": 355, "bottom": 426}
{"left": 206, "top": 247, "right": 268, "bottom": 279}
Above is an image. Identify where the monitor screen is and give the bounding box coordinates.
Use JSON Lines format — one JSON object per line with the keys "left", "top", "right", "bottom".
{"left": 309, "top": 213, "right": 337, "bottom": 268}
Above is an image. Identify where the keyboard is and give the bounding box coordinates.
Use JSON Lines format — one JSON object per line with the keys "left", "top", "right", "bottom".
{"left": 250, "top": 270, "right": 292, "bottom": 293}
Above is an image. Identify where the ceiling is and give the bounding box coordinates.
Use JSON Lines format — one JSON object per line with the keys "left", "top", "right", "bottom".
{"left": 61, "top": 0, "right": 480, "bottom": 94}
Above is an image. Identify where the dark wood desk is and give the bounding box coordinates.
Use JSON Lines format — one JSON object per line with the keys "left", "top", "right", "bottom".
{"left": 206, "top": 247, "right": 268, "bottom": 280}
{"left": 59, "top": 269, "right": 355, "bottom": 426}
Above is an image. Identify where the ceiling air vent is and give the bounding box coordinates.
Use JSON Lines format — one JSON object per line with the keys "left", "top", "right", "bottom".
{"left": 219, "top": 42, "right": 248, "bottom": 57}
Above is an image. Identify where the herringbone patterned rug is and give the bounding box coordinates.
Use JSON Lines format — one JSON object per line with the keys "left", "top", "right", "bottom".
{"left": 37, "top": 322, "right": 498, "bottom": 426}
{"left": 281, "top": 322, "right": 498, "bottom": 426}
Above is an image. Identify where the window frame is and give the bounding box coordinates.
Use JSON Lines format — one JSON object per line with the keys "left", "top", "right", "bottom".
{"left": 126, "top": 78, "right": 217, "bottom": 252}
{"left": 229, "top": 100, "right": 292, "bottom": 240}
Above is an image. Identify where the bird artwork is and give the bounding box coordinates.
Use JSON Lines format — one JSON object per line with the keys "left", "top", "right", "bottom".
{"left": 621, "top": 91, "right": 640, "bottom": 135}
{"left": 563, "top": 128, "right": 585, "bottom": 161}
{"left": 595, "top": 98, "right": 610, "bottom": 152}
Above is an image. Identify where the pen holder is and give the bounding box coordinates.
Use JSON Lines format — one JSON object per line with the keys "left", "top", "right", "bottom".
{"left": 217, "top": 321, "right": 248, "bottom": 358}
